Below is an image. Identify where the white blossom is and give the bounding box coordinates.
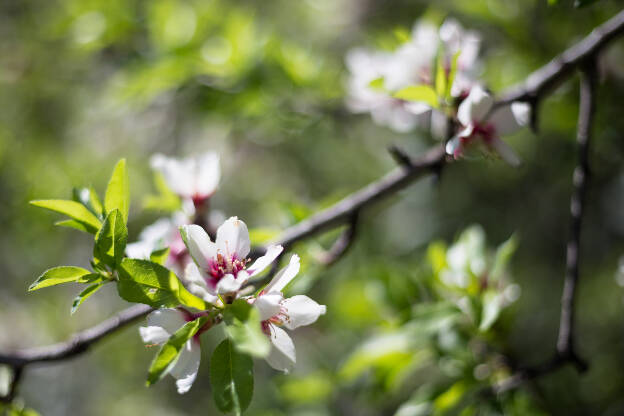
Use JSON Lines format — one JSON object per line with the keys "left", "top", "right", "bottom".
{"left": 251, "top": 255, "right": 326, "bottom": 373}
{"left": 446, "top": 86, "right": 530, "bottom": 166}
{"left": 139, "top": 309, "right": 202, "bottom": 394}
{"left": 179, "top": 217, "right": 283, "bottom": 303}
{"left": 151, "top": 151, "right": 221, "bottom": 205}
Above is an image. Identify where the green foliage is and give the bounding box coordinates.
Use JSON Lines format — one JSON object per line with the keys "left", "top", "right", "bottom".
{"left": 117, "top": 258, "right": 208, "bottom": 309}
{"left": 71, "top": 282, "right": 106, "bottom": 314}
{"left": 30, "top": 200, "right": 102, "bottom": 234}
{"left": 210, "top": 338, "right": 254, "bottom": 415}
{"left": 149, "top": 247, "right": 170, "bottom": 265}
{"left": 147, "top": 316, "right": 209, "bottom": 386}
{"left": 223, "top": 299, "right": 270, "bottom": 358}
{"left": 393, "top": 85, "right": 439, "bottom": 108}
{"left": 93, "top": 209, "right": 128, "bottom": 268}
{"left": 29, "top": 266, "right": 101, "bottom": 291}
{"left": 104, "top": 159, "right": 130, "bottom": 223}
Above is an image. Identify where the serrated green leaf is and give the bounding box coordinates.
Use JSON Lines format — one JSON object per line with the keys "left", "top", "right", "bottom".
{"left": 210, "top": 338, "right": 254, "bottom": 415}
{"left": 146, "top": 316, "right": 209, "bottom": 386}
{"left": 117, "top": 258, "right": 208, "bottom": 309}
{"left": 223, "top": 299, "right": 270, "bottom": 358}
{"left": 30, "top": 200, "right": 101, "bottom": 233}
{"left": 104, "top": 159, "right": 129, "bottom": 223}
{"left": 71, "top": 282, "right": 106, "bottom": 314}
{"left": 393, "top": 85, "right": 439, "bottom": 108}
{"left": 150, "top": 247, "right": 170, "bottom": 265}
{"left": 94, "top": 209, "right": 128, "bottom": 268}
{"left": 29, "top": 267, "right": 100, "bottom": 291}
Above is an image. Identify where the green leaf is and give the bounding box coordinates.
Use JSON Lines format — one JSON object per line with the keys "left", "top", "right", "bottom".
{"left": 30, "top": 199, "right": 102, "bottom": 234}
{"left": 490, "top": 234, "right": 517, "bottom": 281}
{"left": 94, "top": 209, "right": 128, "bottom": 268}
{"left": 434, "top": 55, "right": 446, "bottom": 98}
{"left": 150, "top": 247, "right": 170, "bottom": 265}
{"left": 223, "top": 300, "right": 270, "bottom": 358}
{"left": 446, "top": 51, "right": 461, "bottom": 99}
{"left": 147, "top": 316, "right": 209, "bottom": 386}
{"left": 210, "top": 338, "right": 254, "bottom": 415}
{"left": 29, "top": 266, "right": 100, "bottom": 291}
{"left": 368, "top": 77, "right": 385, "bottom": 91}
{"left": 393, "top": 85, "right": 439, "bottom": 108}
{"left": 117, "top": 258, "right": 208, "bottom": 309}
{"left": 143, "top": 172, "right": 181, "bottom": 213}
{"left": 71, "top": 282, "right": 106, "bottom": 314}
{"left": 54, "top": 219, "right": 92, "bottom": 233}
{"left": 104, "top": 159, "right": 130, "bottom": 223}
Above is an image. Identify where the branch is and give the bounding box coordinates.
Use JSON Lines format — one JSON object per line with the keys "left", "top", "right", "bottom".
{"left": 556, "top": 60, "right": 596, "bottom": 368}
{"left": 315, "top": 211, "right": 360, "bottom": 266}
{"left": 0, "top": 304, "right": 152, "bottom": 368}
{"left": 498, "top": 9, "right": 624, "bottom": 105}
{"left": 267, "top": 144, "right": 446, "bottom": 250}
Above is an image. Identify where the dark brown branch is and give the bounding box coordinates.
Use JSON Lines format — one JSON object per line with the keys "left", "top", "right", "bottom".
{"left": 267, "top": 144, "right": 447, "bottom": 250}
{"left": 498, "top": 9, "right": 624, "bottom": 105}
{"left": 556, "top": 61, "right": 596, "bottom": 367}
{"left": 0, "top": 304, "right": 151, "bottom": 368}
{"left": 315, "top": 212, "right": 360, "bottom": 266}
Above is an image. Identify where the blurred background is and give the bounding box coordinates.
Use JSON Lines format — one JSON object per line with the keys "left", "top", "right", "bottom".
{"left": 1, "top": 0, "right": 624, "bottom": 414}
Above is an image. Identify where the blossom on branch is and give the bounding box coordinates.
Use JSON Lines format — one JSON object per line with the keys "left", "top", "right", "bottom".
{"left": 151, "top": 151, "right": 221, "bottom": 208}
{"left": 180, "top": 217, "right": 283, "bottom": 302}
{"left": 139, "top": 308, "right": 206, "bottom": 394}
{"left": 446, "top": 86, "right": 530, "bottom": 166}
{"left": 251, "top": 255, "right": 327, "bottom": 372}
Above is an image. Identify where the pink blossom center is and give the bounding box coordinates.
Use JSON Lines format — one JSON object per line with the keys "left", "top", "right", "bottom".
{"left": 205, "top": 253, "right": 249, "bottom": 287}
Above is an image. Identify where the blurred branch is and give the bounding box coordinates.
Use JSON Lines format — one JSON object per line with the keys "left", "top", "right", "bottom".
{"left": 494, "top": 60, "right": 597, "bottom": 395}
{"left": 556, "top": 60, "right": 596, "bottom": 367}
{"left": 498, "top": 8, "right": 624, "bottom": 106}
{"left": 0, "top": 304, "right": 152, "bottom": 402}
{"left": 315, "top": 211, "right": 360, "bottom": 266}
{"left": 267, "top": 144, "right": 447, "bottom": 250}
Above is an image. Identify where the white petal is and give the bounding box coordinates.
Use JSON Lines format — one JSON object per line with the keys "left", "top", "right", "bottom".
{"left": 281, "top": 295, "right": 326, "bottom": 330}
{"left": 170, "top": 340, "right": 201, "bottom": 394}
{"left": 487, "top": 102, "right": 530, "bottom": 137}
{"left": 125, "top": 241, "right": 153, "bottom": 260}
{"left": 445, "top": 136, "right": 463, "bottom": 157}
{"left": 254, "top": 293, "right": 283, "bottom": 321}
{"left": 195, "top": 152, "right": 221, "bottom": 197}
{"left": 180, "top": 224, "right": 216, "bottom": 271}
{"left": 457, "top": 86, "right": 492, "bottom": 126}
{"left": 248, "top": 245, "right": 283, "bottom": 277}
{"left": 216, "top": 217, "right": 250, "bottom": 259}
{"left": 139, "top": 326, "right": 171, "bottom": 345}
{"left": 265, "top": 325, "right": 296, "bottom": 373}
{"left": 183, "top": 262, "right": 218, "bottom": 304}
{"left": 140, "top": 309, "right": 187, "bottom": 344}
{"left": 490, "top": 138, "right": 521, "bottom": 167}
{"left": 264, "top": 254, "right": 300, "bottom": 294}
{"left": 151, "top": 154, "right": 195, "bottom": 198}
{"left": 216, "top": 272, "right": 247, "bottom": 294}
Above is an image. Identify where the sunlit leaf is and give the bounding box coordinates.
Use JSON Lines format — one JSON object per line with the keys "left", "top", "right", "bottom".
{"left": 94, "top": 209, "right": 128, "bottom": 268}
{"left": 71, "top": 282, "right": 106, "bottom": 314}
{"left": 29, "top": 266, "right": 100, "bottom": 291}
{"left": 223, "top": 299, "right": 270, "bottom": 358}
{"left": 104, "top": 159, "right": 129, "bottom": 223}
{"left": 393, "top": 85, "right": 439, "bottom": 108}
{"left": 30, "top": 199, "right": 102, "bottom": 234}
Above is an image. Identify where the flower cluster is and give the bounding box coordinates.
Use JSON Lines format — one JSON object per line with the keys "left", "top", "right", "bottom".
{"left": 346, "top": 18, "right": 531, "bottom": 165}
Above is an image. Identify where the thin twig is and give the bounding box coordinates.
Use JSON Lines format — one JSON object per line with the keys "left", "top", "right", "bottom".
{"left": 556, "top": 60, "right": 596, "bottom": 369}
{"left": 497, "top": 9, "right": 624, "bottom": 105}
{"left": 316, "top": 211, "right": 360, "bottom": 266}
